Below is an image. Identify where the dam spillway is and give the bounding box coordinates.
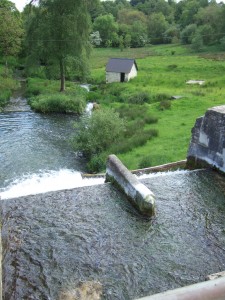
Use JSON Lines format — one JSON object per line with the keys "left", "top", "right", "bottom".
{"left": 1, "top": 169, "right": 225, "bottom": 300}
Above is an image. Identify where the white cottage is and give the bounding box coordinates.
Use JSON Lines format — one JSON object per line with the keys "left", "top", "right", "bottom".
{"left": 106, "top": 58, "right": 138, "bottom": 83}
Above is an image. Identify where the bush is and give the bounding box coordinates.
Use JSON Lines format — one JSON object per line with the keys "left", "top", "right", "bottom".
{"left": 154, "top": 93, "right": 170, "bottom": 101}
{"left": 86, "top": 91, "right": 101, "bottom": 102}
{"left": 127, "top": 92, "right": 150, "bottom": 104}
{"left": 159, "top": 100, "right": 171, "bottom": 110}
{"left": 144, "top": 115, "right": 158, "bottom": 124}
{"left": 111, "top": 129, "right": 158, "bottom": 154}
{"left": 30, "top": 92, "right": 86, "bottom": 114}
{"left": 72, "top": 108, "right": 126, "bottom": 158}
{"left": 87, "top": 155, "right": 106, "bottom": 173}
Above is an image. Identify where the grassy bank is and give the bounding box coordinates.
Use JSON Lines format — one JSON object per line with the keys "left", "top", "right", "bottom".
{"left": 0, "top": 64, "right": 19, "bottom": 110}
{"left": 89, "top": 44, "right": 225, "bottom": 169}
{"left": 26, "top": 78, "right": 87, "bottom": 114}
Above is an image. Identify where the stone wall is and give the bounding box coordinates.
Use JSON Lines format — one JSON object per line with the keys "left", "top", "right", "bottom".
{"left": 187, "top": 105, "right": 225, "bottom": 173}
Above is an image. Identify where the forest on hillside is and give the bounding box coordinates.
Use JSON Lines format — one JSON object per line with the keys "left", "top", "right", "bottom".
{"left": 1, "top": 0, "right": 225, "bottom": 79}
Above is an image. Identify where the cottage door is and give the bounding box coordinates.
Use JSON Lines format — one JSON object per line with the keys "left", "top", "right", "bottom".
{"left": 120, "top": 73, "right": 125, "bottom": 82}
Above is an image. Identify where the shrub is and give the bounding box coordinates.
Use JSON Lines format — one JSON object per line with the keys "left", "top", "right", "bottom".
{"left": 30, "top": 92, "right": 86, "bottom": 114}
{"left": 86, "top": 91, "right": 101, "bottom": 102}
{"left": 87, "top": 155, "right": 106, "bottom": 173}
{"left": 154, "top": 93, "right": 170, "bottom": 101}
{"left": 111, "top": 129, "right": 158, "bottom": 154}
{"left": 159, "top": 100, "right": 171, "bottom": 110}
{"left": 144, "top": 115, "right": 158, "bottom": 124}
{"left": 72, "top": 108, "right": 126, "bottom": 158}
{"left": 127, "top": 92, "right": 150, "bottom": 104}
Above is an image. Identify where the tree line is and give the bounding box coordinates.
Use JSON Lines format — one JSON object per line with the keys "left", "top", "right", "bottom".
{"left": 90, "top": 0, "right": 225, "bottom": 49}
{"left": 1, "top": 0, "right": 225, "bottom": 90}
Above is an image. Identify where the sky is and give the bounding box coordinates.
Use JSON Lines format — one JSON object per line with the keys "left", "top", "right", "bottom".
{"left": 11, "top": 0, "right": 225, "bottom": 12}
{"left": 12, "top": 0, "right": 29, "bottom": 11}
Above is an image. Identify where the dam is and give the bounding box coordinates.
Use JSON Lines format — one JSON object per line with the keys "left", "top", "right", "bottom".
{"left": 1, "top": 98, "right": 225, "bottom": 299}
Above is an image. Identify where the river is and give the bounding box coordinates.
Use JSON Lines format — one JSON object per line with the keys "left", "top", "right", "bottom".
{"left": 0, "top": 90, "right": 102, "bottom": 199}
{"left": 1, "top": 91, "right": 225, "bottom": 299}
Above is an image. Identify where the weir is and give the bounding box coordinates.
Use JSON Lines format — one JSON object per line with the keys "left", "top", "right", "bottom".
{"left": 1, "top": 105, "right": 225, "bottom": 299}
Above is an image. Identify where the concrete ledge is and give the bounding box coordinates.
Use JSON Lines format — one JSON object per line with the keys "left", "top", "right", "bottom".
{"left": 105, "top": 154, "right": 155, "bottom": 216}
{"left": 132, "top": 160, "right": 187, "bottom": 175}
{"left": 135, "top": 276, "right": 225, "bottom": 300}
{"left": 206, "top": 271, "right": 225, "bottom": 281}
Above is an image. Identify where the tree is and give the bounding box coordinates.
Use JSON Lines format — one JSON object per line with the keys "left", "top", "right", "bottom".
{"left": 26, "top": 0, "right": 92, "bottom": 92}
{"left": 147, "top": 12, "right": 169, "bottom": 44}
{"left": 0, "top": 0, "right": 24, "bottom": 66}
{"left": 131, "top": 21, "right": 148, "bottom": 47}
{"left": 90, "top": 31, "right": 102, "bottom": 47}
{"left": 191, "top": 32, "right": 204, "bottom": 51}
{"left": 93, "top": 14, "right": 119, "bottom": 47}
{"left": 163, "top": 25, "right": 180, "bottom": 44}
{"left": 181, "top": 24, "right": 197, "bottom": 44}
{"left": 195, "top": 4, "right": 223, "bottom": 43}
{"left": 117, "top": 8, "right": 147, "bottom": 26}
{"left": 179, "top": 0, "right": 200, "bottom": 28}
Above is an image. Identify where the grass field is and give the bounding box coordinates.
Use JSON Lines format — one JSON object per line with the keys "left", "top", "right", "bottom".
{"left": 90, "top": 44, "right": 225, "bottom": 169}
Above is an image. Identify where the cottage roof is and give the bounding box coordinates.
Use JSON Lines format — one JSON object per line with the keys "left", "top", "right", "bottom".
{"left": 106, "top": 58, "right": 138, "bottom": 73}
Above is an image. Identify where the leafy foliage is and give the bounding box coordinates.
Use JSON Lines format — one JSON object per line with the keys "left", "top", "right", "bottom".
{"left": 25, "top": 0, "right": 93, "bottom": 91}
{"left": 0, "top": 1, "right": 24, "bottom": 61}
{"left": 72, "top": 108, "right": 126, "bottom": 159}
{"left": 30, "top": 92, "right": 86, "bottom": 114}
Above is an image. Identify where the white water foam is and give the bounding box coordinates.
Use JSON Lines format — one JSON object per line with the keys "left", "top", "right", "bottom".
{"left": 0, "top": 169, "right": 105, "bottom": 200}
{"left": 85, "top": 102, "right": 94, "bottom": 115}
{"left": 137, "top": 169, "right": 190, "bottom": 179}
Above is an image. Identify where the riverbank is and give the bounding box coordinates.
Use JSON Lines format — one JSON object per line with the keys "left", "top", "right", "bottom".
{"left": 0, "top": 64, "right": 19, "bottom": 111}
{"left": 89, "top": 44, "right": 225, "bottom": 169}
{"left": 2, "top": 44, "right": 225, "bottom": 172}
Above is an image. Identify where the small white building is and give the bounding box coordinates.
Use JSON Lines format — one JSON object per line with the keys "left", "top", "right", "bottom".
{"left": 106, "top": 58, "right": 138, "bottom": 83}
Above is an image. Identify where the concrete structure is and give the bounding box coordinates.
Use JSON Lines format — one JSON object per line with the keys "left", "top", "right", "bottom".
{"left": 106, "top": 58, "right": 138, "bottom": 83}
{"left": 135, "top": 276, "right": 225, "bottom": 300}
{"left": 105, "top": 154, "right": 155, "bottom": 216}
{"left": 187, "top": 105, "right": 225, "bottom": 173}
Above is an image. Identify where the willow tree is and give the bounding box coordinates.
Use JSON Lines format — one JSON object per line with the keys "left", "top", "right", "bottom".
{"left": 26, "top": 0, "right": 92, "bottom": 91}
{"left": 0, "top": 0, "right": 24, "bottom": 67}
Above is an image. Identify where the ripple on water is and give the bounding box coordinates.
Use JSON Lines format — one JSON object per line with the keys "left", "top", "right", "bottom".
{"left": 1, "top": 170, "right": 225, "bottom": 300}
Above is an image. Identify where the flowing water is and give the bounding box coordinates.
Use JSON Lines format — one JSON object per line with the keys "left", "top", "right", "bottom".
{"left": 0, "top": 90, "right": 99, "bottom": 197}
{"left": 1, "top": 170, "right": 225, "bottom": 300}
{"left": 1, "top": 90, "right": 225, "bottom": 300}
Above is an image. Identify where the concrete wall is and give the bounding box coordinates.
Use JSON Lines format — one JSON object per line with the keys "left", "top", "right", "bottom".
{"left": 106, "top": 71, "right": 121, "bottom": 83}
{"left": 128, "top": 64, "right": 138, "bottom": 81}
{"left": 187, "top": 105, "right": 225, "bottom": 173}
{"left": 106, "top": 155, "right": 155, "bottom": 216}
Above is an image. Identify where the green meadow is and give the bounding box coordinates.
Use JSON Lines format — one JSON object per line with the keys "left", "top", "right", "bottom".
{"left": 90, "top": 44, "right": 225, "bottom": 169}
